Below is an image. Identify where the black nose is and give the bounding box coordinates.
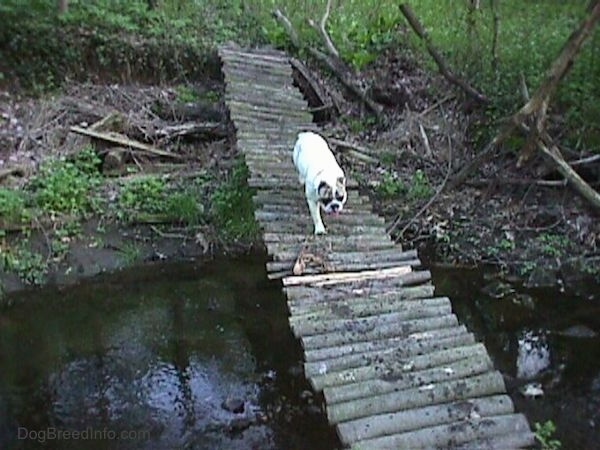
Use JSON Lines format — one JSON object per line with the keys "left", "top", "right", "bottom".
{"left": 331, "top": 203, "right": 339, "bottom": 211}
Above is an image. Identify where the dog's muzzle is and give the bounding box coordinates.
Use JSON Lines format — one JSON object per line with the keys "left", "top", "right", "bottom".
{"left": 324, "top": 201, "right": 343, "bottom": 215}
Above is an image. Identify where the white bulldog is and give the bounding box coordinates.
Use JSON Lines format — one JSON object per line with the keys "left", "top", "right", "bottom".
{"left": 293, "top": 131, "right": 347, "bottom": 235}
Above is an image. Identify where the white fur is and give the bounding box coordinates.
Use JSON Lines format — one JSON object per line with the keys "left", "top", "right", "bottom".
{"left": 293, "top": 131, "right": 347, "bottom": 235}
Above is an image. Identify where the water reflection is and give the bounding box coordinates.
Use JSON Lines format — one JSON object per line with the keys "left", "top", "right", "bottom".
{"left": 0, "top": 258, "right": 337, "bottom": 450}
{"left": 516, "top": 329, "right": 551, "bottom": 380}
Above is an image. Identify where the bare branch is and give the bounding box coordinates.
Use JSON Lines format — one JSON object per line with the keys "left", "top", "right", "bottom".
{"left": 399, "top": 3, "right": 489, "bottom": 104}
{"left": 272, "top": 9, "right": 300, "bottom": 48}
{"left": 308, "top": 0, "right": 339, "bottom": 58}
{"left": 538, "top": 133, "right": 600, "bottom": 210}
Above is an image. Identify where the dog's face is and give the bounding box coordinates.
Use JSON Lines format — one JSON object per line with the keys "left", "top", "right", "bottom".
{"left": 317, "top": 176, "right": 347, "bottom": 215}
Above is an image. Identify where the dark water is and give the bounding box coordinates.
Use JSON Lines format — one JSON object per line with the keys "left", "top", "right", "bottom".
{"left": 2, "top": 254, "right": 599, "bottom": 450}
{"left": 0, "top": 254, "right": 338, "bottom": 450}
{"left": 432, "top": 266, "right": 600, "bottom": 450}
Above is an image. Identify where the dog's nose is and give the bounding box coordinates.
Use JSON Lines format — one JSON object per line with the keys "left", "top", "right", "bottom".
{"left": 331, "top": 203, "right": 339, "bottom": 212}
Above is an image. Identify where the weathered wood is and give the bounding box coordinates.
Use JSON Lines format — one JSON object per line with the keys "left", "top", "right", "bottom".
{"left": 327, "top": 371, "right": 506, "bottom": 423}
{"left": 348, "top": 413, "right": 532, "bottom": 449}
{"left": 283, "top": 265, "right": 412, "bottom": 287}
{"left": 449, "top": 432, "right": 536, "bottom": 450}
{"left": 219, "top": 47, "right": 289, "bottom": 62}
{"left": 268, "top": 258, "right": 422, "bottom": 279}
{"left": 291, "top": 296, "right": 451, "bottom": 328}
{"left": 288, "top": 285, "right": 436, "bottom": 316}
{"left": 322, "top": 350, "right": 491, "bottom": 405}
{"left": 69, "top": 126, "right": 183, "bottom": 159}
{"left": 310, "top": 343, "right": 489, "bottom": 391}
{"left": 301, "top": 313, "right": 458, "bottom": 351}
{"left": 304, "top": 324, "right": 468, "bottom": 363}
{"left": 218, "top": 44, "right": 531, "bottom": 449}
{"left": 292, "top": 303, "right": 452, "bottom": 338}
{"left": 337, "top": 395, "right": 517, "bottom": 444}
{"left": 305, "top": 328, "right": 474, "bottom": 378}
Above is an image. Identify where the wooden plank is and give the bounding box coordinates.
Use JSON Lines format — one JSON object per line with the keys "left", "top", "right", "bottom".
{"left": 282, "top": 265, "right": 412, "bottom": 287}
{"left": 288, "top": 286, "right": 437, "bottom": 320}
{"left": 336, "top": 395, "right": 518, "bottom": 444}
{"left": 348, "top": 413, "right": 533, "bottom": 449}
{"left": 310, "top": 343, "right": 489, "bottom": 392}
{"left": 291, "top": 303, "right": 452, "bottom": 338}
{"left": 267, "top": 259, "right": 421, "bottom": 279}
{"left": 303, "top": 324, "right": 468, "bottom": 363}
{"left": 300, "top": 313, "right": 457, "bottom": 351}
{"left": 327, "top": 371, "right": 507, "bottom": 423}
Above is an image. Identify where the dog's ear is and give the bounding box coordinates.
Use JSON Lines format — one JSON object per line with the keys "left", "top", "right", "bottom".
{"left": 318, "top": 181, "right": 332, "bottom": 198}
{"left": 336, "top": 176, "right": 346, "bottom": 187}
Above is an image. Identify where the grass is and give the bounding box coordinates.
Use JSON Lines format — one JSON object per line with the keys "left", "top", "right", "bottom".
{"left": 210, "top": 159, "right": 260, "bottom": 242}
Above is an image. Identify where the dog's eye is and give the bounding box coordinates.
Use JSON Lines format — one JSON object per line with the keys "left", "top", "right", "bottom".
{"left": 322, "top": 197, "right": 333, "bottom": 204}
{"left": 335, "top": 193, "right": 345, "bottom": 201}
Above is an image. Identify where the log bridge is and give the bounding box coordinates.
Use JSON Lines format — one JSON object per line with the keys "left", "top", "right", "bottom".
{"left": 218, "top": 45, "right": 535, "bottom": 450}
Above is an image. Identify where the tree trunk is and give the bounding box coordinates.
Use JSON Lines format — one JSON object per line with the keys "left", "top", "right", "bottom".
{"left": 58, "top": 0, "right": 68, "bottom": 14}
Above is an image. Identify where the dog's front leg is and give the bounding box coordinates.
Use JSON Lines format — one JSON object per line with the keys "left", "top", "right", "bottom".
{"left": 307, "top": 198, "right": 326, "bottom": 235}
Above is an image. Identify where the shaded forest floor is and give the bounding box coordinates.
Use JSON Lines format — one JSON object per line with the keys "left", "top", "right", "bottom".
{"left": 0, "top": 46, "right": 598, "bottom": 294}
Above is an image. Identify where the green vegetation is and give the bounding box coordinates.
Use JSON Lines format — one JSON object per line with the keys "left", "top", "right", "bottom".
{"left": 29, "top": 147, "right": 103, "bottom": 217}
{"left": 210, "top": 159, "right": 260, "bottom": 242}
{"left": 535, "top": 420, "right": 561, "bottom": 450}
{"left": 536, "top": 233, "right": 571, "bottom": 258}
{"left": 116, "top": 176, "right": 204, "bottom": 225}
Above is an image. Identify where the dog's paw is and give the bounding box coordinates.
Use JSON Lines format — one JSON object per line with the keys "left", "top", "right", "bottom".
{"left": 314, "top": 226, "right": 327, "bottom": 235}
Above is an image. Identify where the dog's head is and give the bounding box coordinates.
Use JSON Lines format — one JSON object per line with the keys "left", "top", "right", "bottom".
{"left": 317, "top": 176, "right": 347, "bottom": 215}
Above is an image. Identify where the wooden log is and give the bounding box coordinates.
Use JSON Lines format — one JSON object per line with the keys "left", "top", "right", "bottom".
{"left": 258, "top": 203, "right": 373, "bottom": 215}
{"left": 283, "top": 265, "right": 412, "bottom": 287}
{"left": 223, "top": 66, "right": 293, "bottom": 83}
{"left": 327, "top": 371, "right": 507, "bottom": 423}
{"left": 227, "top": 108, "right": 309, "bottom": 123}
{"left": 291, "top": 303, "right": 452, "bottom": 338}
{"left": 225, "top": 82, "right": 301, "bottom": 98}
{"left": 268, "top": 258, "right": 422, "bottom": 279}
{"left": 322, "top": 350, "right": 491, "bottom": 404}
{"left": 449, "top": 431, "right": 536, "bottom": 450}
{"left": 271, "top": 247, "right": 414, "bottom": 265}
{"left": 285, "top": 270, "right": 432, "bottom": 292}
{"left": 255, "top": 210, "right": 381, "bottom": 224}
{"left": 222, "top": 58, "right": 293, "bottom": 74}
{"left": 285, "top": 278, "right": 433, "bottom": 307}
{"left": 305, "top": 328, "right": 473, "bottom": 378}
{"left": 337, "top": 395, "right": 517, "bottom": 445}
{"left": 226, "top": 99, "right": 310, "bottom": 115}
{"left": 348, "top": 413, "right": 532, "bottom": 449}
{"left": 310, "top": 343, "right": 488, "bottom": 391}
{"left": 259, "top": 222, "right": 383, "bottom": 236}
{"left": 301, "top": 313, "right": 457, "bottom": 351}
{"left": 303, "top": 324, "right": 467, "bottom": 363}
{"left": 291, "top": 296, "right": 451, "bottom": 331}
{"left": 219, "top": 47, "right": 289, "bottom": 62}
{"left": 221, "top": 54, "right": 292, "bottom": 69}
{"left": 266, "top": 241, "right": 397, "bottom": 260}
{"left": 286, "top": 284, "right": 435, "bottom": 315}
{"left": 263, "top": 232, "right": 391, "bottom": 245}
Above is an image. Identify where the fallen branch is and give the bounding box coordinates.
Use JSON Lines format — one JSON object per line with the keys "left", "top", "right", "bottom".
{"left": 328, "top": 137, "right": 378, "bottom": 163}
{"left": 448, "top": 1, "right": 600, "bottom": 192}
{"left": 153, "top": 121, "right": 227, "bottom": 140}
{"left": 0, "top": 165, "right": 28, "bottom": 181}
{"left": 70, "top": 126, "right": 183, "bottom": 160}
{"left": 538, "top": 133, "right": 600, "bottom": 210}
{"left": 289, "top": 57, "right": 340, "bottom": 116}
{"left": 273, "top": 8, "right": 383, "bottom": 117}
{"left": 399, "top": 4, "right": 489, "bottom": 104}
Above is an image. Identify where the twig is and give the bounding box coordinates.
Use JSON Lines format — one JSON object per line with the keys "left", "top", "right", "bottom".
{"left": 399, "top": 3, "right": 489, "bottom": 104}
{"left": 308, "top": 0, "right": 339, "bottom": 58}
{"left": 418, "top": 123, "right": 432, "bottom": 157}
{"left": 417, "top": 95, "right": 454, "bottom": 117}
{"left": 490, "top": 0, "right": 500, "bottom": 75}
{"left": 272, "top": 9, "right": 300, "bottom": 47}
{"left": 150, "top": 225, "right": 187, "bottom": 239}
{"left": 0, "top": 165, "right": 28, "bottom": 181}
